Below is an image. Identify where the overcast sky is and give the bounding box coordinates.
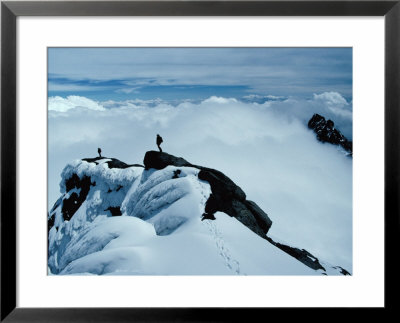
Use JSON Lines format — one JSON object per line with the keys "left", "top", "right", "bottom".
{"left": 48, "top": 47, "right": 352, "bottom": 102}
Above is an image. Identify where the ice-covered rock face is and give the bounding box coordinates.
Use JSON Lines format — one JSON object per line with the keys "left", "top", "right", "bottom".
{"left": 121, "top": 166, "right": 210, "bottom": 235}
{"left": 144, "top": 151, "right": 273, "bottom": 238}
{"left": 48, "top": 158, "right": 211, "bottom": 274}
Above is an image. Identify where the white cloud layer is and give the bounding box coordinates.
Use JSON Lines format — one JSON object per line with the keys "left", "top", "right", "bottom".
{"left": 313, "top": 91, "right": 349, "bottom": 107}
{"left": 48, "top": 92, "right": 352, "bottom": 138}
{"left": 48, "top": 95, "right": 105, "bottom": 112}
{"left": 48, "top": 94, "right": 352, "bottom": 271}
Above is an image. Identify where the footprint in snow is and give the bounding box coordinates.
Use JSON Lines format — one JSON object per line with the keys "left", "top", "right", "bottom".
{"left": 203, "top": 219, "right": 241, "bottom": 275}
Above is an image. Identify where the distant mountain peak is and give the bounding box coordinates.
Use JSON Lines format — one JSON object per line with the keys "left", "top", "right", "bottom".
{"left": 308, "top": 113, "right": 352, "bottom": 155}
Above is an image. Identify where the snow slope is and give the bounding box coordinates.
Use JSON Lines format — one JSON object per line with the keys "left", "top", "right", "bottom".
{"left": 48, "top": 157, "right": 348, "bottom": 275}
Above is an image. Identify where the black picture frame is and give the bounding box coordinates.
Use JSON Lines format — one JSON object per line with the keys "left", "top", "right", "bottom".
{"left": 1, "top": 0, "right": 399, "bottom": 321}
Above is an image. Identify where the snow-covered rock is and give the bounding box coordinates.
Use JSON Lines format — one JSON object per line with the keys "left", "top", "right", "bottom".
{"left": 144, "top": 151, "right": 273, "bottom": 238}
{"left": 48, "top": 152, "right": 350, "bottom": 275}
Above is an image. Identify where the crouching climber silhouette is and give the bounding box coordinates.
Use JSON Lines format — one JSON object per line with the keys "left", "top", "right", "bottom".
{"left": 98, "top": 147, "right": 102, "bottom": 158}
{"left": 156, "top": 134, "right": 163, "bottom": 152}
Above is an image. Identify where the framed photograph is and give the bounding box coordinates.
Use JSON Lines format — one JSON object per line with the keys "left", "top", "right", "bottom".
{"left": 1, "top": 0, "right": 399, "bottom": 320}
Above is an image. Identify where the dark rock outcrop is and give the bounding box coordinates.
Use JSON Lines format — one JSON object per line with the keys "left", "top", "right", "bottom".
{"left": 82, "top": 156, "right": 144, "bottom": 169}
{"left": 105, "top": 206, "right": 122, "bottom": 216}
{"left": 245, "top": 200, "right": 273, "bottom": 234}
{"left": 62, "top": 174, "right": 93, "bottom": 222}
{"left": 201, "top": 213, "right": 216, "bottom": 221}
{"left": 172, "top": 170, "right": 181, "bottom": 179}
{"left": 332, "top": 266, "right": 351, "bottom": 276}
{"left": 48, "top": 196, "right": 62, "bottom": 232}
{"left": 308, "top": 114, "right": 352, "bottom": 155}
{"left": 266, "top": 236, "right": 351, "bottom": 275}
{"left": 143, "top": 151, "right": 191, "bottom": 170}
{"left": 143, "top": 151, "right": 272, "bottom": 237}
{"left": 48, "top": 174, "right": 93, "bottom": 232}
{"left": 47, "top": 210, "right": 56, "bottom": 233}
{"left": 266, "top": 236, "right": 326, "bottom": 271}
{"left": 198, "top": 168, "right": 246, "bottom": 201}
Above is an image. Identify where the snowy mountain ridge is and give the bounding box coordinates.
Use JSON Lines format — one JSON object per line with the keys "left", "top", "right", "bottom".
{"left": 48, "top": 151, "right": 350, "bottom": 275}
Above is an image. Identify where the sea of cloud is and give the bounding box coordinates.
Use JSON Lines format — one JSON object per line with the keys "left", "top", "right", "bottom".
{"left": 48, "top": 93, "right": 352, "bottom": 271}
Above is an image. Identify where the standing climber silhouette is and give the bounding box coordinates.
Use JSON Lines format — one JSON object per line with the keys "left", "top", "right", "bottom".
{"left": 98, "top": 148, "right": 102, "bottom": 158}
{"left": 156, "top": 134, "right": 163, "bottom": 152}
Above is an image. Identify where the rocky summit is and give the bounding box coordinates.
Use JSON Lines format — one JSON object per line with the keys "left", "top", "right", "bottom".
{"left": 48, "top": 151, "right": 350, "bottom": 275}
